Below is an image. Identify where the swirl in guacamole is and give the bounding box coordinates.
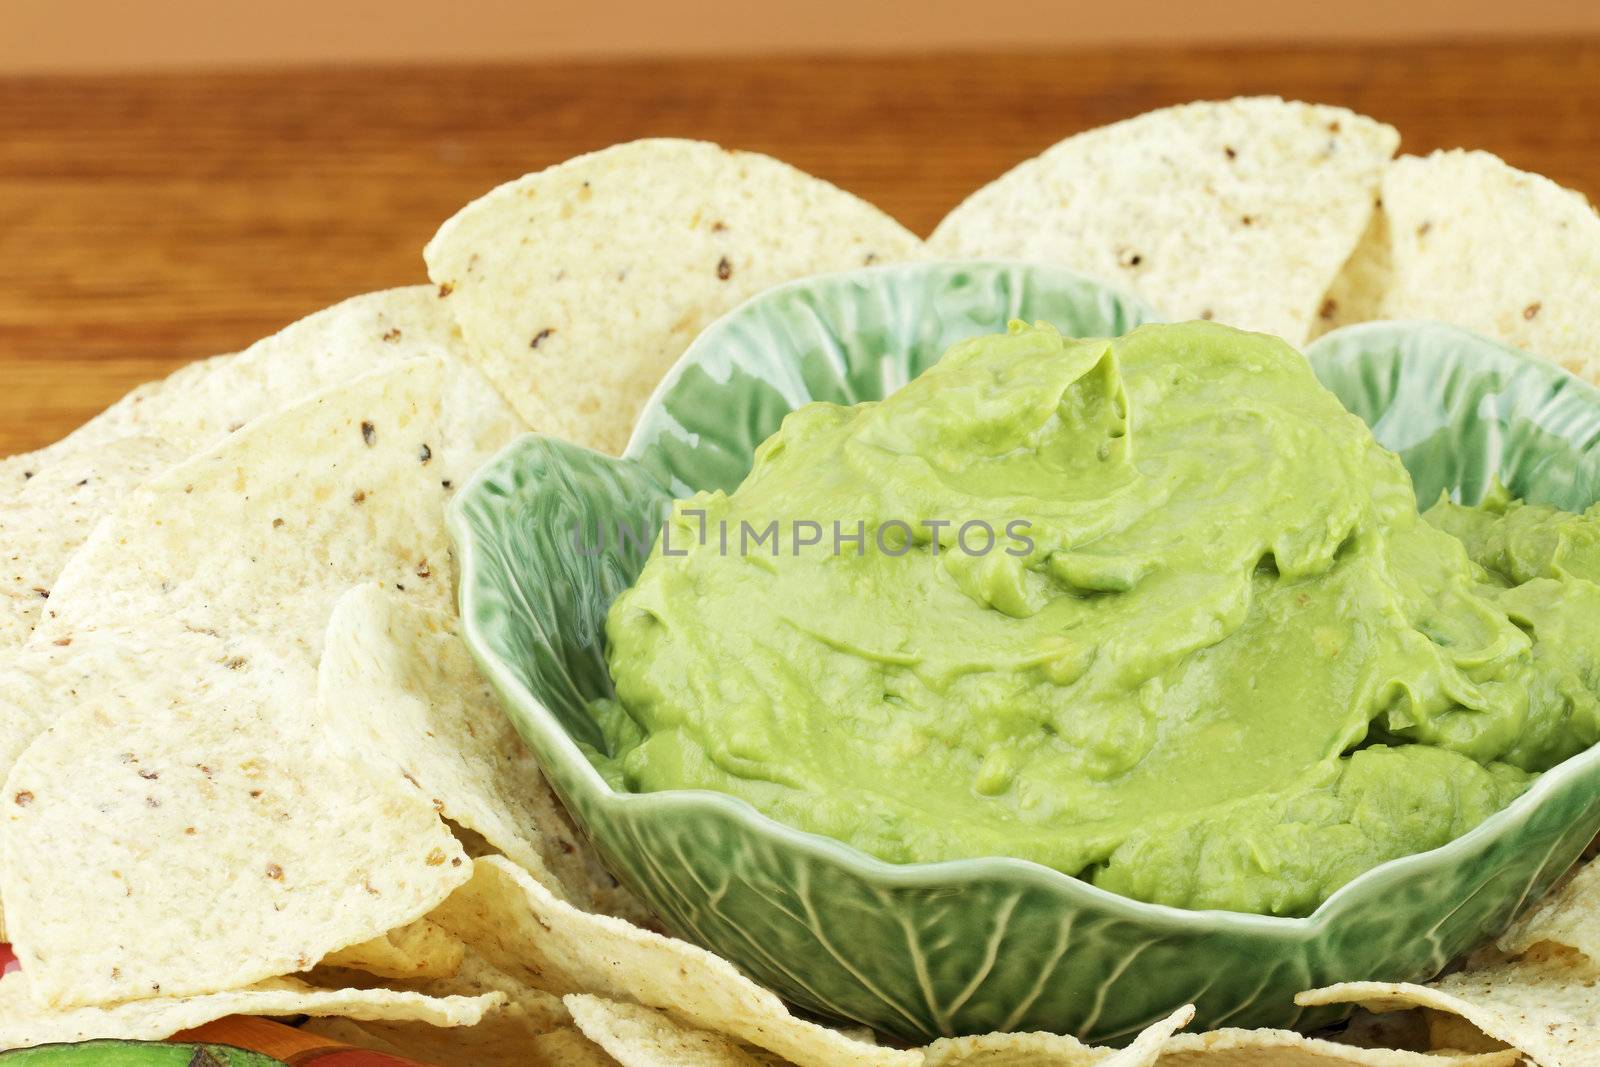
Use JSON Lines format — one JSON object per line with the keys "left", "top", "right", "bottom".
{"left": 589, "top": 321, "right": 1600, "bottom": 916}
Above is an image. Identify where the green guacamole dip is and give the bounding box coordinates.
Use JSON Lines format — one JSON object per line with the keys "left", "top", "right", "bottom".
{"left": 589, "top": 321, "right": 1600, "bottom": 916}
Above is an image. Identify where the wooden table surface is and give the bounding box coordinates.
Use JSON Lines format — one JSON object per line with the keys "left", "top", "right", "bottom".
{"left": 2, "top": 40, "right": 1597, "bottom": 455}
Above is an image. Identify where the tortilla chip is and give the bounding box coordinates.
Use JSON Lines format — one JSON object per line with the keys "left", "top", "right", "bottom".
{"left": 1498, "top": 857, "right": 1600, "bottom": 959}
{"left": 304, "top": 948, "right": 583, "bottom": 1067}
{"left": 1333, "top": 150, "right": 1600, "bottom": 377}
{"left": 423, "top": 138, "right": 923, "bottom": 454}
{"left": 921, "top": 1006, "right": 1190, "bottom": 1066}
{"left": 0, "top": 634, "right": 178, "bottom": 940}
{"left": 420, "top": 951, "right": 569, "bottom": 1030}
{"left": 0, "top": 630, "right": 469, "bottom": 1012}
{"left": 79, "top": 287, "right": 464, "bottom": 455}
{"left": 0, "top": 354, "right": 525, "bottom": 1008}
{"left": 0, "top": 350, "right": 223, "bottom": 499}
{"left": 315, "top": 941, "right": 569, "bottom": 1032}
{"left": 0, "top": 629, "right": 152, "bottom": 800}
{"left": 0, "top": 968, "right": 498, "bottom": 1050}
{"left": 0, "top": 435, "right": 181, "bottom": 644}
{"left": 565, "top": 995, "right": 791, "bottom": 1067}
{"left": 928, "top": 97, "right": 1398, "bottom": 344}
{"left": 321, "top": 919, "right": 465, "bottom": 981}
{"left": 0, "top": 288, "right": 466, "bottom": 648}
{"left": 428, "top": 855, "right": 917, "bottom": 1067}
{"left": 317, "top": 584, "right": 623, "bottom": 911}
{"left": 12, "top": 352, "right": 231, "bottom": 466}
{"left": 1297, "top": 945, "right": 1600, "bottom": 1066}
{"left": 1156, "top": 1027, "right": 1519, "bottom": 1065}
{"left": 29, "top": 343, "right": 518, "bottom": 699}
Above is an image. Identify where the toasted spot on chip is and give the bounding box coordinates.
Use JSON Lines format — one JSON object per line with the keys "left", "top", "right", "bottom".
{"left": 423, "top": 138, "right": 923, "bottom": 455}
{"left": 929, "top": 97, "right": 1397, "bottom": 345}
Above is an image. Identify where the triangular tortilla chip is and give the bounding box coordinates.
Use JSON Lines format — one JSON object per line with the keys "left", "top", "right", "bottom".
{"left": 1320, "top": 151, "right": 1600, "bottom": 377}
{"left": 317, "top": 584, "right": 631, "bottom": 913}
{"left": 424, "top": 138, "right": 923, "bottom": 454}
{"left": 1, "top": 354, "right": 524, "bottom": 1008}
{"left": 0, "top": 286, "right": 470, "bottom": 644}
{"left": 64, "top": 287, "right": 461, "bottom": 456}
{"left": 0, "top": 435, "right": 181, "bottom": 644}
{"left": 929, "top": 98, "right": 1397, "bottom": 344}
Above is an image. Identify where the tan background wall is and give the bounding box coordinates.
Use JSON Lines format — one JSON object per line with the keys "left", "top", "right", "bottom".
{"left": 8, "top": 0, "right": 1600, "bottom": 73}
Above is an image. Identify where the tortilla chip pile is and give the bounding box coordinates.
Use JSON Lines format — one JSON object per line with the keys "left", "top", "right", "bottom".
{"left": 1, "top": 99, "right": 1598, "bottom": 1065}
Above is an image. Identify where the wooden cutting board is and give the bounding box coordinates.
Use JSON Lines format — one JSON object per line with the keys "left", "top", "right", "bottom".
{"left": 2, "top": 40, "right": 1597, "bottom": 455}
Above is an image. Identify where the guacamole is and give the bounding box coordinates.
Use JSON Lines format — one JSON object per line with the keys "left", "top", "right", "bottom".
{"left": 590, "top": 321, "right": 1600, "bottom": 916}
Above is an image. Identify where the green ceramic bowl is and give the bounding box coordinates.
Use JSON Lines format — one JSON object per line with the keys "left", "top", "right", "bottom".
{"left": 449, "top": 262, "right": 1600, "bottom": 1045}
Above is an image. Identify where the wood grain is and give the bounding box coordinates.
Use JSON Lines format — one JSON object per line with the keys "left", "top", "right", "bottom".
{"left": 2, "top": 41, "right": 1597, "bottom": 455}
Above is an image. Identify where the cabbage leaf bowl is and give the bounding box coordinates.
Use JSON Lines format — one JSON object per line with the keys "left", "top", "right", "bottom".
{"left": 449, "top": 261, "right": 1600, "bottom": 1044}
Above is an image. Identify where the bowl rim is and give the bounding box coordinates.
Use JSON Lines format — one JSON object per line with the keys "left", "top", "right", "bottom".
{"left": 621, "top": 259, "right": 1162, "bottom": 468}
{"left": 449, "top": 259, "right": 1600, "bottom": 942}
